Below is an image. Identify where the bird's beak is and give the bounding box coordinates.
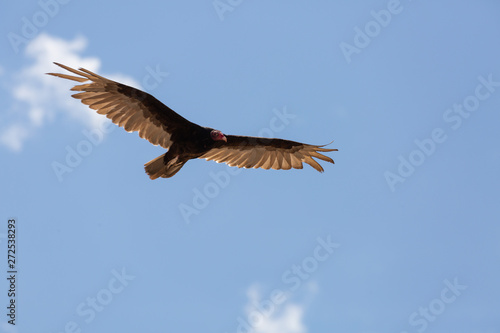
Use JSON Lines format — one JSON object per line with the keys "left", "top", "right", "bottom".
{"left": 222, "top": 135, "right": 227, "bottom": 142}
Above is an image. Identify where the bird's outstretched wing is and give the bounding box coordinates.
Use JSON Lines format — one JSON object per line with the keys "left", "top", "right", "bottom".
{"left": 201, "top": 135, "right": 337, "bottom": 172}
{"left": 47, "top": 62, "right": 198, "bottom": 149}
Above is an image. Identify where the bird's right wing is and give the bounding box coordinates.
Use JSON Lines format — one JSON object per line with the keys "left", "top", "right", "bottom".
{"left": 48, "top": 62, "right": 198, "bottom": 149}
{"left": 201, "top": 135, "right": 337, "bottom": 172}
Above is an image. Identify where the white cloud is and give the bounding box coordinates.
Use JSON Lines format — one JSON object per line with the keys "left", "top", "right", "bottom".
{"left": 1, "top": 33, "right": 140, "bottom": 152}
{"left": 238, "top": 284, "right": 317, "bottom": 333}
{"left": 0, "top": 124, "right": 29, "bottom": 152}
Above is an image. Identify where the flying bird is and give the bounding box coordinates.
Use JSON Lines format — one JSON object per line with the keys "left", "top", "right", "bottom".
{"left": 48, "top": 63, "right": 337, "bottom": 179}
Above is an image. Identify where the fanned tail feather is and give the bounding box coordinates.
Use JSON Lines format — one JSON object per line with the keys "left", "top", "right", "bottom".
{"left": 144, "top": 153, "right": 186, "bottom": 179}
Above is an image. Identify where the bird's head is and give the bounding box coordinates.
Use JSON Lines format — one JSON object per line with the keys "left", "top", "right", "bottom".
{"left": 210, "top": 129, "right": 227, "bottom": 142}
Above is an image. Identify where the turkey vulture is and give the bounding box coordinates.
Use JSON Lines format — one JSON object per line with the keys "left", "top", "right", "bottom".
{"left": 48, "top": 63, "right": 337, "bottom": 179}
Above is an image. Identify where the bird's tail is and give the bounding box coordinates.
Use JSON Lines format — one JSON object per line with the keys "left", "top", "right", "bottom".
{"left": 144, "top": 153, "right": 186, "bottom": 179}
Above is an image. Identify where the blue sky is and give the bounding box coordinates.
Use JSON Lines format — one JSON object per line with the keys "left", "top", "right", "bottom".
{"left": 1, "top": 1, "right": 499, "bottom": 332}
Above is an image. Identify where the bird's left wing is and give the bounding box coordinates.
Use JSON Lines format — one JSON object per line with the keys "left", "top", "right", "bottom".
{"left": 48, "top": 62, "right": 198, "bottom": 149}
{"left": 200, "top": 135, "right": 337, "bottom": 172}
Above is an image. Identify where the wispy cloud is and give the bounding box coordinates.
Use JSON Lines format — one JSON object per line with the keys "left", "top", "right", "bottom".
{"left": 0, "top": 124, "right": 29, "bottom": 152}
{"left": 1, "top": 33, "right": 139, "bottom": 152}
{"left": 246, "top": 285, "right": 306, "bottom": 333}
{"left": 238, "top": 282, "right": 319, "bottom": 333}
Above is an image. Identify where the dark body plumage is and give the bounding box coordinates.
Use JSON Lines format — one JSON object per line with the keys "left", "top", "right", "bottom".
{"left": 48, "top": 63, "right": 337, "bottom": 179}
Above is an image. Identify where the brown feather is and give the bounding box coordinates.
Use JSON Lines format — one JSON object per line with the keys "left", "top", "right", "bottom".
{"left": 200, "top": 135, "right": 337, "bottom": 172}
{"left": 47, "top": 62, "right": 199, "bottom": 150}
